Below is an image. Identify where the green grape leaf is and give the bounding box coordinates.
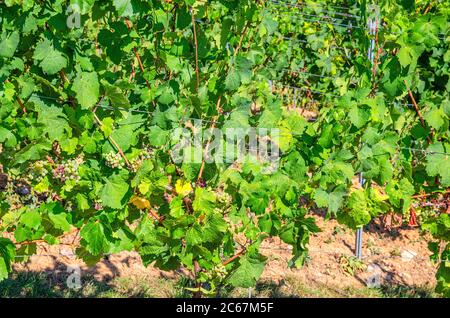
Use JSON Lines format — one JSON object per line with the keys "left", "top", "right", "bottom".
{"left": 100, "top": 171, "right": 131, "bottom": 209}
{"left": 227, "top": 254, "right": 267, "bottom": 288}
{"left": 80, "top": 221, "right": 110, "bottom": 255}
{"left": 425, "top": 107, "right": 446, "bottom": 130}
{"left": 0, "top": 31, "right": 20, "bottom": 58}
{"left": 72, "top": 71, "right": 100, "bottom": 109}
{"left": 0, "top": 238, "right": 15, "bottom": 281}
{"left": 113, "top": 0, "right": 134, "bottom": 17}
{"left": 426, "top": 143, "right": 450, "bottom": 186}
{"left": 33, "top": 38, "right": 67, "bottom": 75}
{"left": 19, "top": 209, "right": 42, "bottom": 229}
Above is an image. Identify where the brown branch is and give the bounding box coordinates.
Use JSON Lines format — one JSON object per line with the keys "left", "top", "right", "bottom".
{"left": 15, "top": 229, "right": 79, "bottom": 246}
{"left": 4, "top": 80, "right": 26, "bottom": 113}
{"left": 372, "top": 20, "right": 381, "bottom": 81}
{"left": 197, "top": 96, "right": 222, "bottom": 183}
{"left": 124, "top": 18, "right": 156, "bottom": 108}
{"left": 46, "top": 155, "right": 56, "bottom": 166}
{"left": 404, "top": 80, "right": 426, "bottom": 128}
{"left": 191, "top": 9, "right": 200, "bottom": 91}
{"left": 15, "top": 96, "right": 27, "bottom": 114}
{"left": 92, "top": 99, "right": 132, "bottom": 169}
{"left": 149, "top": 208, "right": 164, "bottom": 223}
{"left": 222, "top": 248, "right": 246, "bottom": 266}
{"left": 192, "top": 260, "right": 203, "bottom": 298}
{"left": 59, "top": 70, "right": 69, "bottom": 84}
{"left": 404, "top": 80, "right": 434, "bottom": 144}
{"left": 412, "top": 189, "right": 450, "bottom": 199}
{"left": 234, "top": 22, "right": 249, "bottom": 59}
{"left": 129, "top": 59, "right": 136, "bottom": 82}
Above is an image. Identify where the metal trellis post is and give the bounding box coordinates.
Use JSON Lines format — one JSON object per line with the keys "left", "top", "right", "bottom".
{"left": 355, "top": 4, "right": 378, "bottom": 260}
{"left": 355, "top": 173, "right": 365, "bottom": 259}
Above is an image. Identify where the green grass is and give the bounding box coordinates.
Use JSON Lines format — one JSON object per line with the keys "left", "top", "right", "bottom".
{"left": 0, "top": 270, "right": 440, "bottom": 298}
{"left": 0, "top": 271, "right": 179, "bottom": 298}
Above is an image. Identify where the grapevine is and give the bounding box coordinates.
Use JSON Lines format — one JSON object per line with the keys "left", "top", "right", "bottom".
{"left": 0, "top": 0, "right": 449, "bottom": 297}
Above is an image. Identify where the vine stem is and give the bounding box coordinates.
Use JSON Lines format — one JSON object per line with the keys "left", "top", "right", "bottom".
{"left": 124, "top": 18, "right": 156, "bottom": 108}
{"left": 196, "top": 96, "right": 222, "bottom": 183}
{"left": 404, "top": 80, "right": 426, "bottom": 128}
{"left": 196, "top": 18, "right": 250, "bottom": 184}
{"left": 149, "top": 207, "right": 164, "bottom": 223}
{"left": 92, "top": 96, "right": 132, "bottom": 169}
{"left": 234, "top": 22, "right": 249, "bottom": 58}
{"left": 15, "top": 96, "right": 27, "bottom": 114}
{"left": 404, "top": 79, "right": 435, "bottom": 145}
{"left": 4, "top": 80, "right": 26, "bottom": 113}
{"left": 371, "top": 19, "right": 381, "bottom": 85}
{"left": 412, "top": 189, "right": 450, "bottom": 199}
{"left": 191, "top": 9, "right": 200, "bottom": 91}
{"left": 222, "top": 248, "right": 246, "bottom": 266}
{"left": 15, "top": 228, "right": 79, "bottom": 246}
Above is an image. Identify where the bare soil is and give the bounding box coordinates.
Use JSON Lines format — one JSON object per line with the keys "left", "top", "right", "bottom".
{"left": 10, "top": 213, "right": 437, "bottom": 297}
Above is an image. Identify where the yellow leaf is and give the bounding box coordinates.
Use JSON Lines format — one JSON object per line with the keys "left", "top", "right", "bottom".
{"left": 138, "top": 180, "right": 151, "bottom": 195}
{"left": 130, "top": 196, "right": 150, "bottom": 210}
{"left": 34, "top": 177, "right": 50, "bottom": 193}
{"left": 372, "top": 185, "right": 389, "bottom": 202}
{"left": 175, "top": 179, "right": 192, "bottom": 196}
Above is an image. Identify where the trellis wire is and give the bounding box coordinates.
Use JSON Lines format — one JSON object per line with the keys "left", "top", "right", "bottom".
{"left": 29, "top": 94, "right": 234, "bottom": 125}
{"left": 266, "top": 67, "right": 339, "bottom": 80}
{"left": 270, "top": 81, "right": 416, "bottom": 109}
{"left": 27, "top": 95, "right": 450, "bottom": 156}
{"left": 259, "top": 245, "right": 450, "bottom": 263}
{"left": 275, "top": 11, "right": 361, "bottom": 30}
{"left": 14, "top": 248, "right": 450, "bottom": 264}
{"left": 269, "top": 2, "right": 360, "bottom": 23}
{"left": 269, "top": 0, "right": 361, "bottom": 17}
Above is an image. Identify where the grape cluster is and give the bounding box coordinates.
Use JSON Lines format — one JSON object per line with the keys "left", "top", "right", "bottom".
{"left": 53, "top": 155, "right": 84, "bottom": 182}
{"left": 196, "top": 178, "right": 206, "bottom": 188}
{"left": 207, "top": 264, "right": 228, "bottom": 280}
{"left": 3, "top": 179, "right": 37, "bottom": 209}
{"left": 216, "top": 190, "right": 232, "bottom": 205}
{"left": 130, "top": 149, "right": 152, "bottom": 172}
{"left": 104, "top": 151, "right": 125, "bottom": 169}
{"left": 27, "top": 160, "right": 49, "bottom": 182}
{"left": 0, "top": 173, "right": 7, "bottom": 191}
{"left": 93, "top": 200, "right": 103, "bottom": 211}
{"left": 5, "top": 186, "right": 21, "bottom": 208}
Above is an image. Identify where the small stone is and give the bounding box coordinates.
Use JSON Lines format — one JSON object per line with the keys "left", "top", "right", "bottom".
{"left": 401, "top": 250, "right": 417, "bottom": 261}
{"left": 60, "top": 248, "right": 75, "bottom": 259}
{"left": 366, "top": 273, "right": 381, "bottom": 288}
{"left": 367, "top": 263, "right": 381, "bottom": 273}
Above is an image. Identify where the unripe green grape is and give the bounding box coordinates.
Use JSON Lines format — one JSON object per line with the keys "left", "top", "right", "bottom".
{"left": 104, "top": 151, "right": 124, "bottom": 169}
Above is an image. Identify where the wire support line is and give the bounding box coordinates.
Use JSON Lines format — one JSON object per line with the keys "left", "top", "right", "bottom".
{"left": 259, "top": 245, "right": 450, "bottom": 263}
{"left": 271, "top": 7, "right": 359, "bottom": 25}
{"left": 27, "top": 95, "right": 450, "bottom": 152}
{"left": 400, "top": 147, "right": 450, "bottom": 156}
{"left": 279, "top": 36, "right": 356, "bottom": 55}
{"left": 274, "top": 10, "right": 362, "bottom": 30}
{"left": 264, "top": 67, "right": 339, "bottom": 80}
{"left": 271, "top": 82, "right": 343, "bottom": 98}
{"left": 29, "top": 94, "right": 235, "bottom": 125}
{"left": 28, "top": 93, "right": 427, "bottom": 131}
{"left": 269, "top": 0, "right": 361, "bottom": 20}
{"left": 268, "top": 0, "right": 360, "bottom": 17}
{"left": 375, "top": 27, "right": 447, "bottom": 41}
{"left": 271, "top": 82, "right": 416, "bottom": 108}
{"left": 13, "top": 248, "right": 450, "bottom": 264}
